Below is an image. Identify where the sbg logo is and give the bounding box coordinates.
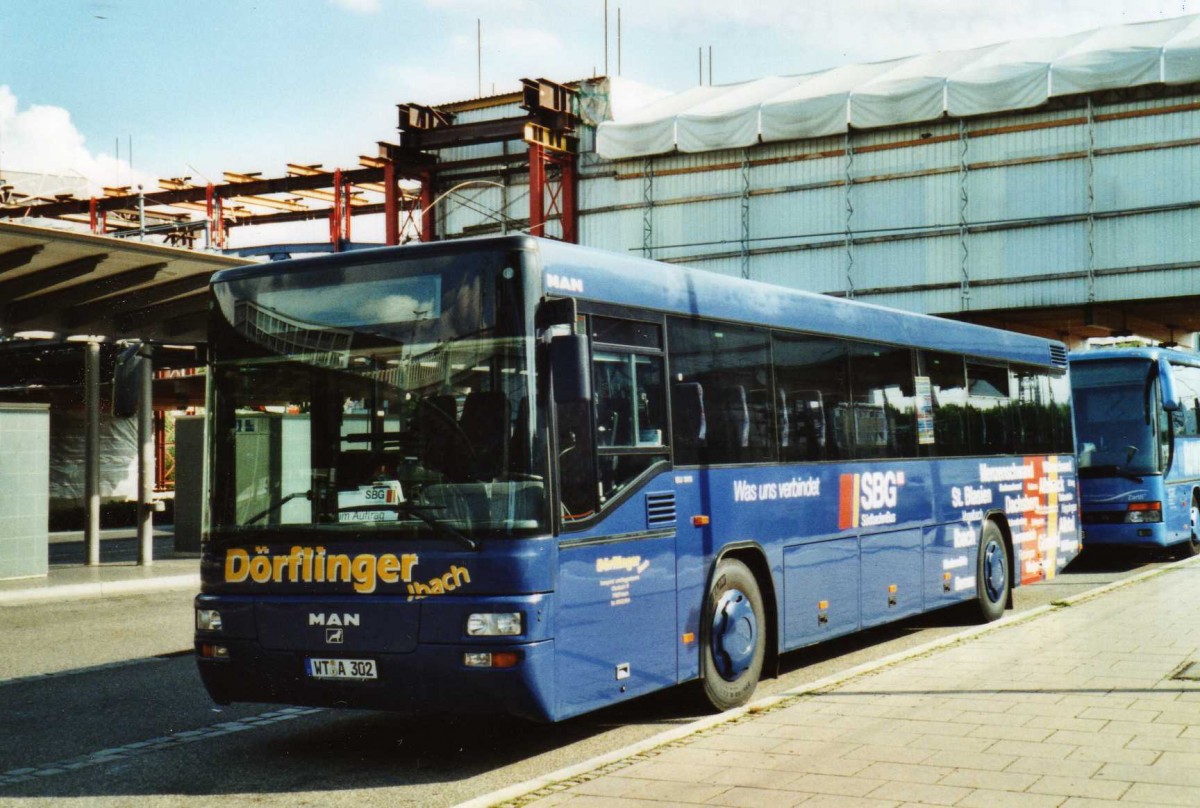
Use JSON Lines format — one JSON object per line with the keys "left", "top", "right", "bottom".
{"left": 860, "top": 471, "right": 903, "bottom": 510}
{"left": 839, "top": 470, "right": 906, "bottom": 530}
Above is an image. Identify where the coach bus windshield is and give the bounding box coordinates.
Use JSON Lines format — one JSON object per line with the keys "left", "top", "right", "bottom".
{"left": 1072, "top": 358, "right": 1161, "bottom": 477}
{"left": 205, "top": 249, "right": 546, "bottom": 543}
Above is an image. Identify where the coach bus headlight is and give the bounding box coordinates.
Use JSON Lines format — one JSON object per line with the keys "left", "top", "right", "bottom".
{"left": 196, "top": 609, "right": 223, "bottom": 632}
{"left": 1125, "top": 502, "right": 1162, "bottom": 523}
{"left": 466, "top": 612, "right": 522, "bottom": 636}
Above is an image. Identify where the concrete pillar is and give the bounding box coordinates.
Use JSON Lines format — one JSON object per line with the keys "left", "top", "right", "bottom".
{"left": 84, "top": 341, "right": 101, "bottom": 566}
{"left": 137, "top": 350, "right": 154, "bottom": 565}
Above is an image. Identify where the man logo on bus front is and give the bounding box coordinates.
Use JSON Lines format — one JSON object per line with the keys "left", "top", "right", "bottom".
{"left": 326, "top": 628, "right": 344, "bottom": 644}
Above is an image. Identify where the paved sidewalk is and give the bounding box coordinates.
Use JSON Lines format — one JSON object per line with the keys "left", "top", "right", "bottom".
{"left": 478, "top": 560, "right": 1200, "bottom": 808}
{"left": 0, "top": 527, "right": 199, "bottom": 605}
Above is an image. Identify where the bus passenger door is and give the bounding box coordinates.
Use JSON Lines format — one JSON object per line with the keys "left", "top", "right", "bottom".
{"left": 550, "top": 315, "right": 678, "bottom": 719}
{"left": 556, "top": 523, "right": 677, "bottom": 719}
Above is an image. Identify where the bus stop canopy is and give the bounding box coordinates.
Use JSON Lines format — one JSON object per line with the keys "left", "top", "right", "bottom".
{"left": 0, "top": 220, "right": 251, "bottom": 343}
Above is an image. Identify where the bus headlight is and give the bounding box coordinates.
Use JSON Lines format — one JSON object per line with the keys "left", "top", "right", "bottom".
{"left": 196, "top": 609, "right": 223, "bottom": 632}
{"left": 1125, "top": 502, "right": 1162, "bottom": 523}
{"left": 466, "top": 612, "right": 522, "bottom": 636}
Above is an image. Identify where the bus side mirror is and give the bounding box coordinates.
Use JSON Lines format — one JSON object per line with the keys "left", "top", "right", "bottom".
{"left": 1159, "top": 357, "right": 1180, "bottom": 412}
{"left": 112, "top": 342, "right": 144, "bottom": 418}
{"left": 551, "top": 334, "right": 591, "bottom": 404}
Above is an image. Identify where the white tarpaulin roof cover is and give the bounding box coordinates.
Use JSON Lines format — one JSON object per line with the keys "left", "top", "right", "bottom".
{"left": 597, "top": 14, "right": 1200, "bottom": 160}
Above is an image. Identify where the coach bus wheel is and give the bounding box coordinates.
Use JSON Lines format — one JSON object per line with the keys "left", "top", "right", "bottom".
{"left": 1178, "top": 497, "right": 1200, "bottom": 559}
{"left": 701, "top": 558, "right": 766, "bottom": 712}
{"left": 974, "top": 520, "right": 1009, "bottom": 623}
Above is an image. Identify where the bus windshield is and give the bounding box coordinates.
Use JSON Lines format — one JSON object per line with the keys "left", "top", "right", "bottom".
{"left": 205, "top": 249, "right": 546, "bottom": 543}
{"left": 1072, "top": 358, "right": 1159, "bottom": 476}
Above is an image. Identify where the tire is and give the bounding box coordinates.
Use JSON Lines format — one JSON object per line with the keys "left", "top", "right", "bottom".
{"left": 700, "top": 558, "right": 766, "bottom": 712}
{"left": 1175, "top": 497, "right": 1200, "bottom": 559}
{"left": 974, "top": 520, "right": 1009, "bottom": 623}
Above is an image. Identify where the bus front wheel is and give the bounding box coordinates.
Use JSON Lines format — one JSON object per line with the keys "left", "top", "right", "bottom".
{"left": 700, "top": 558, "right": 766, "bottom": 712}
{"left": 1176, "top": 496, "right": 1200, "bottom": 559}
{"left": 974, "top": 520, "right": 1009, "bottom": 623}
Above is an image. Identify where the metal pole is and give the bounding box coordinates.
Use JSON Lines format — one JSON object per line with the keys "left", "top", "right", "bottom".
{"left": 384, "top": 161, "right": 398, "bottom": 245}
{"left": 84, "top": 342, "right": 101, "bottom": 566}
{"left": 604, "top": 0, "right": 608, "bottom": 76}
{"left": 137, "top": 349, "right": 154, "bottom": 565}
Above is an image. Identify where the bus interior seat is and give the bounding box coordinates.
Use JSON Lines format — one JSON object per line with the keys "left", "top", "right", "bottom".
{"left": 777, "top": 389, "right": 790, "bottom": 449}
{"left": 747, "top": 388, "right": 772, "bottom": 451}
{"left": 461, "top": 390, "right": 509, "bottom": 479}
{"left": 672, "top": 382, "right": 706, "bottom": 448}
{"left": 508, "top": 397, "right": 532, "bottom": 474}
{"left": 596, "top": 396, "right": 629, "bottom": 447}
{"left": 417, "top": 394, "right": 462, "bottom": 478}
{"left": 716, "top": 385, "right": 750, "bottom": 451}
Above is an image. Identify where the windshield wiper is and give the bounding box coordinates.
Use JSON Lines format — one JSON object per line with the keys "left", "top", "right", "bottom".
{"left": 335, "top": 502, "right": 478, "bottom": 551}
{"left": 245, "top": 491, "right": 311, "bottom": 526}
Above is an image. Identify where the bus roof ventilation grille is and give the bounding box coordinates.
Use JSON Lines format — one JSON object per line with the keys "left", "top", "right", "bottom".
{"left": 1049, "top": 345, "right": 1068, "bottom": 368}
{"left": 646, "top": 491, "right": 677, "bottom": 527}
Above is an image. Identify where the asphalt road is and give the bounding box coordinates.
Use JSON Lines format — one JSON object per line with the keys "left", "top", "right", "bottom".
{"left": 0, "top": 547, "right": 1179, "bottom": 807}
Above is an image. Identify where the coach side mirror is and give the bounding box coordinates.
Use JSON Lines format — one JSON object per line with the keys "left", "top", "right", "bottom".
{"left": 551, "top": 334, "right": 591, "bottom": 404}
{"left": 537, "top": 296, "right": 577, "bottom": 329}
{"left": 1158, "top": 357, "right": 1180, "bottom": 412}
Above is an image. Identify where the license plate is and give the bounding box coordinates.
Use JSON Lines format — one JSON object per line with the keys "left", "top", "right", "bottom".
{"left": 305, "top": 658, "right": 378, "bottom": 681}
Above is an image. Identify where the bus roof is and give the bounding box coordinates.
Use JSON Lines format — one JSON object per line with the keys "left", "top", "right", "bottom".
{"left": 213, "top": 235, "right": 1066, "bottom": 370}
{"left": 1070, "top": 346, "right": 1200, "bottom": 367}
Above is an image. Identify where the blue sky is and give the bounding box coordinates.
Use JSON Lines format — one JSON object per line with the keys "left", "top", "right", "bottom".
{"left": 0, "top": 0, "right": 1193, "bottom": 201}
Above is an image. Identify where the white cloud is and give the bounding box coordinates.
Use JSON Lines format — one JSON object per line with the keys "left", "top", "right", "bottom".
{"left": 329, "top": 0, "right": 382, "bottom": 13}
{"left": 0, "top": 85, "right": 150, "bottom": 196}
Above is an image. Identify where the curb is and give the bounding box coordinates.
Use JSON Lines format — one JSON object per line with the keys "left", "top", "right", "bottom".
{"left": 457, "top": 555, "right": 1200, "bottom": 808}
{"left": 0, "top": 573, "right": 200, "bottom": 606}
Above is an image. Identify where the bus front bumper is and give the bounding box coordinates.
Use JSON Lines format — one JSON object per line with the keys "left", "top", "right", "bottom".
{"left": 1082, "top": 520, "right": 1170, "bottom": 548}
{"left": 195, "top": 637, "right": 556, "bottom": 722}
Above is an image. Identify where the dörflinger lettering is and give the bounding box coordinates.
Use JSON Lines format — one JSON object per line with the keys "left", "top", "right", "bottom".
{"left": 406, "top": 565, "right": 472, "bottom": 602}
{"left": 225, "top": 546, "right": 420, "bottom": 594}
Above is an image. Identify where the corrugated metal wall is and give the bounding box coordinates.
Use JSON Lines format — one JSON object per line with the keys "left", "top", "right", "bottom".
{"left": 433, "top": 88, "right": 1200, "bottom": 320}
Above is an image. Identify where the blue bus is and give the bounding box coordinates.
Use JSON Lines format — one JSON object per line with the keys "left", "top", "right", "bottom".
{"left": 195, "top": 236, "right": 1080, "bottom": 721}
{"left": 1071, "top": 346, "right": 1200, "bottom": 556}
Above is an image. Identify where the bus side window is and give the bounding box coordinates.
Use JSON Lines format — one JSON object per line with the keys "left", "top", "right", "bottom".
{"left": 585, "top": 316, "right": 670, "bottom": 510}
{"left": 557, "top": 399, "right": 597, "bottom": 521}
{"left": 1172, "top": 364, "right": 1200, "bottom": 438}
{"left": 920, "top": 351, "right": 967, "bottom": 457}
{"left": 773, "top": 332, "right": 849, "bottom": 462}
{"left": 668, "top": 318, "right": 773, "bottom": 465}
{"left": 847, "top": 342, "right": 917, "bottom": 459}
{"left": 1011, "top": 365, "right": 1074, "bottom": 455}
{"left": 966, "top": 362, "right": 1014, "bottom": 455}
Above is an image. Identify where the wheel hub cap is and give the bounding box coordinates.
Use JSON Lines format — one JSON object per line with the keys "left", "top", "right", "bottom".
{"left": 711, "top": 589, "right": 756, "bottom": 681}
{"left": 984, "top": 541, "right": 1005, "bottom": 602}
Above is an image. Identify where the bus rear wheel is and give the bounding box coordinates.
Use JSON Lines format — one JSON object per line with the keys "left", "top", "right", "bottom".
{"left": 974, "top": 520, "right": 1009, "bottom": 623}
{"left": 700, "top": 558, "right": 766, "bottom": 712}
